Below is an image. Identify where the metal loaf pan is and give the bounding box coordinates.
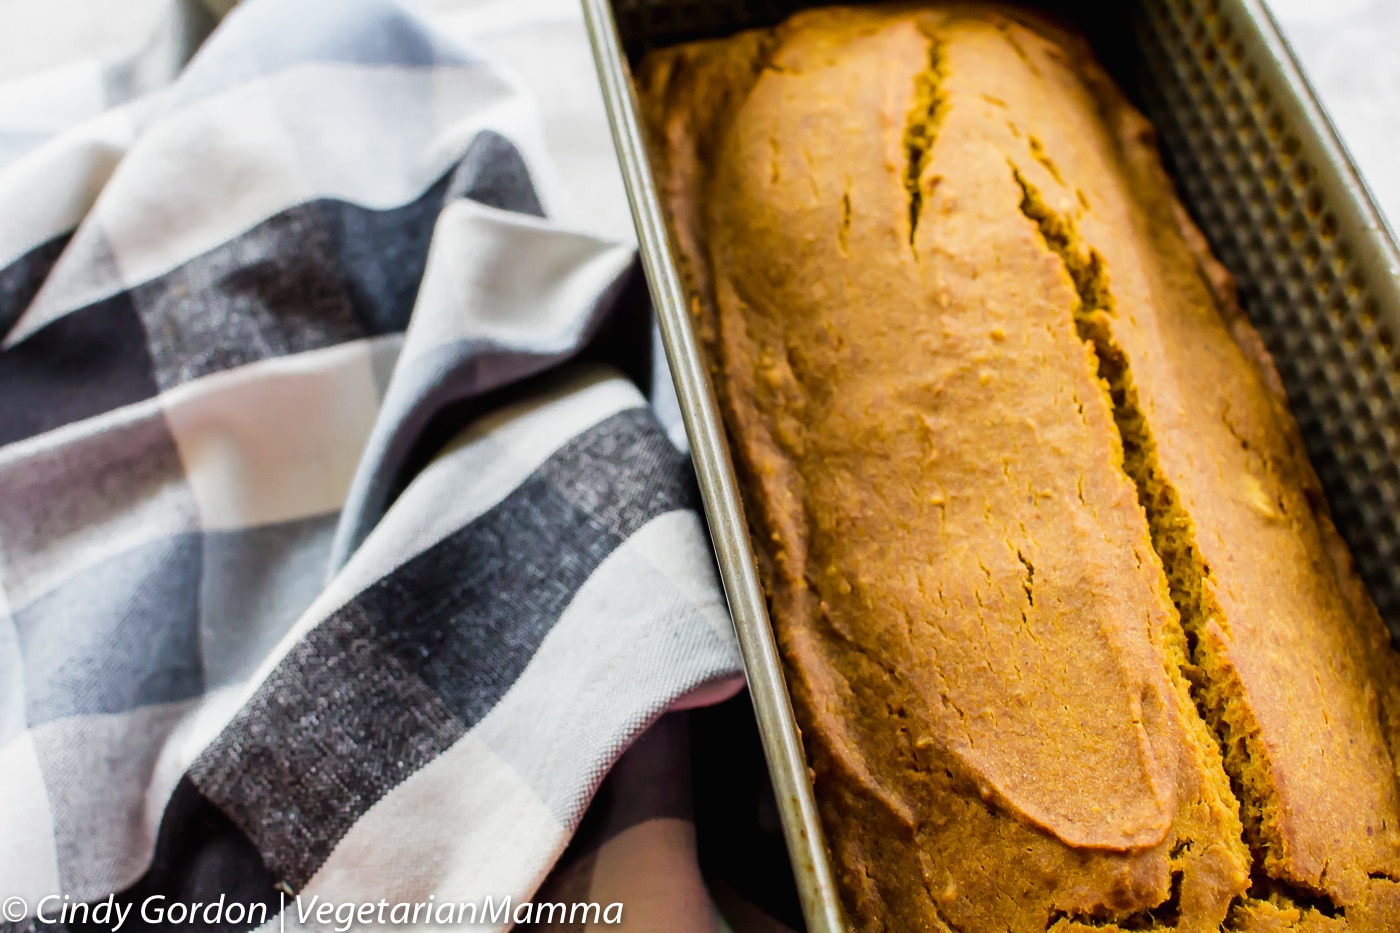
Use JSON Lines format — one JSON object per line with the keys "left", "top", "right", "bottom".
{"left": 581, "top": 1, "right": 1400, "bottom": 930}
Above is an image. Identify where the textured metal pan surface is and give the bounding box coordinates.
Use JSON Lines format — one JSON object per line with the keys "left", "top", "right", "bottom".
{"left": 582, "top": 2, "right": 1400, "bottom": 929}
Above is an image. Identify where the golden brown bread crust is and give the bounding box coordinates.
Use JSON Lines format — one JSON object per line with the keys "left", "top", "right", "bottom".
{"left": 638, "top": 5, "right": 1400, "bottom": 931}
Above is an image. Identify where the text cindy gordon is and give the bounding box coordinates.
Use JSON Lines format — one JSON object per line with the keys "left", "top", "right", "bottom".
{"left": 25, "top": 892, "right": 623, "bottom": 930}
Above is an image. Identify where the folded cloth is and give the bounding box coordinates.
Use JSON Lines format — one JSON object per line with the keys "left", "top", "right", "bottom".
{"left": 0, "top": 0, "right": 744, "bottom": 928}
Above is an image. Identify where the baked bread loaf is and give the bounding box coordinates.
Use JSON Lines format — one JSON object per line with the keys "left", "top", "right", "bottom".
{"left": 638, "top": 4, "right": 1400, "bottom": 931}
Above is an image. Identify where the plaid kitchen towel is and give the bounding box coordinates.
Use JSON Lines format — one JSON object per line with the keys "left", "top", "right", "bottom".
{"left": 0, "top": 0, "right": 746, "bottom": 929}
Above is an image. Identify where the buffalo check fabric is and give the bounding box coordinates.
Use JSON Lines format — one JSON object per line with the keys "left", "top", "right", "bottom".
{"left": 0, "top": 0, "right": 746, "bottom": 928}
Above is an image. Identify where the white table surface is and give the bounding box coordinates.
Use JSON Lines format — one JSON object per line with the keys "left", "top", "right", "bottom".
{"left": 1267, "top": 0, "right": 1400, "bottom": 239}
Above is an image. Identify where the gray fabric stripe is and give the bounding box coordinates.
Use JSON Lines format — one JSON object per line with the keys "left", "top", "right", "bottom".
{"left": 190, "top": 407, "right": 697, "bottom": 887}
{"left": 446, "top": 130, "right": 544, "bottom": 218}
{"left": 200, "top": 513, "right": 338, "bottom": 691}
{"left": 16, "top": 533, "right": 204, "bottom": 725}
{"left": 129, "top": 204, "right": 367, "bottom": 391}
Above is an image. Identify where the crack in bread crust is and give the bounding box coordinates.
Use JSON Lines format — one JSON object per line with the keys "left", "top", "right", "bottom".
{"left": 1011, "top": 168, "right": 1308, "bottom": 917}
{"left": 903, "top": 34, "right": 947, "bottom": 246}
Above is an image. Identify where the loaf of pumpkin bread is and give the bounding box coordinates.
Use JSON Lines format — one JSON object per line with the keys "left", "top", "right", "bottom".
{"left": 638, "top": 4, "right": 1400, "bottom": 931}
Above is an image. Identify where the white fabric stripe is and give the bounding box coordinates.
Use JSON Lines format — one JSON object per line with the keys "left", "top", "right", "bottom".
{"left": 0, "top": 58, "right": 106, "bottom": 135}
{"left": 0, "top": 131, "right": 49, "bottom": 167}
{"left": 0, "top": 585, "right": 21, "bottom": 747}
{"left": 302, "top": 731, "right": 566, "bottom": 933}
{"left": 208, "top": 369, "right": 643, "bottom": 735}
{"left": 472, "top": 510, "right": 737, "bottom": 819}
{"left": 466, "top": 368, "right": 643, "bottom": 472}
{"left": 163, "top": 336, "right": 391, "bottom": 531}
{"left": 408, "top": 0, "right": 635, "bottom": 244}
{"left": 284, "top": 64, "right": 515, "bottom": 209}
{"left": 0, "top": 732, "right": 61, "bottom": 903}
{"left": 402, "top": 199, "right": 635, "bottom": 363}
{"left": 0, "top": 103, "right": 138, "bottom": 267}
{"left": 0, "top": 0, "right": 168, "bottom": 88}
{"left": 95, "top": 75, "right": 311, "bottom": 303}
{"left": 8, "top": 59, "right": 556, "bottom": 345}
{"left": 32, "top": 700, "right": 192, "bottom": 902}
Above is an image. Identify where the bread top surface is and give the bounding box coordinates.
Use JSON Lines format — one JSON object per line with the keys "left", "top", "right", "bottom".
{"left": 638, "top": 4, "right": 1400, "bottom": 930}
